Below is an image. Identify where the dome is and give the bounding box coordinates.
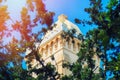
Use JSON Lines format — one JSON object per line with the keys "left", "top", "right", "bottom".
{"left": 57, "top": 14, "right": 81, "bottom": 34}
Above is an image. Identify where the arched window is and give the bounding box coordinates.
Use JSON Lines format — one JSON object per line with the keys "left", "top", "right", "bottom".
{"left": 50, "top": 42, "right": 53, "bottom": 54}
{"left": 54, "top": 38, "right": 58, "bottom": 50}
{"left": 77, "top": 43, "right": 80, "bottom": 52}
{"left": 68, "top": 40, "right": 71, "bottom": 49}
{"left": 46, "top": 45, "right": 48, "bottom": 56}
{"left": 59, "top": 39, "right": 63, "bottom": 48}
{"left": 73, "top": 41, "right": 76, "bottom": 51}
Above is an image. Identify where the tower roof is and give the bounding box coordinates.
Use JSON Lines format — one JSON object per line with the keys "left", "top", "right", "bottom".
{"left": 57, "top": 14, "right": 81, "bottom": 34}
{"left": 40, "top": 14, "right": 82, "bottom": 46}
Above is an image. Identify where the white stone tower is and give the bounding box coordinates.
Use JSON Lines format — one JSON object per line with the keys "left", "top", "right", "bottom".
{"left": 38, "top": 14, "right": 82, "bottom": 75}
{"left": 27, "top": 14, "right": 100, "bottom": 77}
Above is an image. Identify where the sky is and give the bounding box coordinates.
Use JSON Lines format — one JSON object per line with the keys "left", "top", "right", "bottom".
{"left": 44, "top": 0, "right": 91, "bottom": 34}
{"left": 4, "top": 0, "right": 94, "bottom": 35}
{"left": 1, "top": 0, "right": 94, "bottom": 46}
{"left": 4, "top": 0, "right": 109, "bottom": 35}
{"left": 44, "top": 0, "right": 109, "bottom": 34}
{"left": 44, "top": 0, "right": 90, "bottom": 21}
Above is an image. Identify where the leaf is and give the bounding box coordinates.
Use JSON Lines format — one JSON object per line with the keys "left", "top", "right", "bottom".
{"left": 27, "top": 0, "right": 34, "bottom": 11}
{"left": 0, "top": 6, "right": 9, "bottom": 31}
{"left": 74, "top": 18, "right": 81, "bottom": 24}
{"left": 12, "top": 21, "right": 21, "bottom": 30}
{"left": 0, "top": 25, "right": 6, "bottom": 31}
{"left": 21, "top": 7, "right": 28, "bottom": 17}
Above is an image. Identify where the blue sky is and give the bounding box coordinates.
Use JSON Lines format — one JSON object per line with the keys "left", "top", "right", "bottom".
{"left": 5, "top": 0, "right": 109, "bottom": 35}
{"left": 44, "top": 0, "right": 109, "bottom": 34}
{"left": 2, "top": 0, "right": 92, "bottom": 44}
{"left": 44, "top": 0, "right": 91, "bottom": 34}
{"left": 5, "top": 0, "right": 94, "bottom": 35}
{"left": 44, "top": 0, "right": 90, "bottom": 21}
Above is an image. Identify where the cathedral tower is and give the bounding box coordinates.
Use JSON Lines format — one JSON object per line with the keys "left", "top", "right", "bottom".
{"left": 38, "top": 14, "right": 81, "bottom": 75}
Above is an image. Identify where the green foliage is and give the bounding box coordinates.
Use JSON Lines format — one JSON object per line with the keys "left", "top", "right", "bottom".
{"left": 62, "top": 30, "right": 102, "bottom": 80}
{"left": 63, "top": 0, "right": 120, "bottom": 80}
{"left": 106, "top": 0, "right": 118, "bottom": 9}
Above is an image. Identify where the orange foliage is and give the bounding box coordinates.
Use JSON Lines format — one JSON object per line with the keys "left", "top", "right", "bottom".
{"left": 12, "top": 21, "right": 21, "bottom": 30}
{"left": 21, "top": 7, "right": 31, "bottom": 26}
{"left": 0, "top": 6, "right": 9, "bottom": 31}
{"left": 26, "top": 0, "right": 54, "bottom": 27}
{"left": 27, "top": 0, "right": 34, "bottom": 11}
{"left": 19, "top": 7, "right": 31, "bottom": 41}
{"left": 0, "top": 0, "right": 2, "bottom": 3}
{"left": 34, "top": 0, "right": 46, "bottom": 13}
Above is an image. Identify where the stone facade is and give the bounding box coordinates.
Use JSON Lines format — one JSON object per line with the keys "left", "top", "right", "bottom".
{"left": 39, "top": 33, "right": 80, "bottom": 75}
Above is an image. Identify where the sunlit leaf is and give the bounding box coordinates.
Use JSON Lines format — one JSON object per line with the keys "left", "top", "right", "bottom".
{"left": 27, "top": 0, "right": 34, "bottom": 11}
